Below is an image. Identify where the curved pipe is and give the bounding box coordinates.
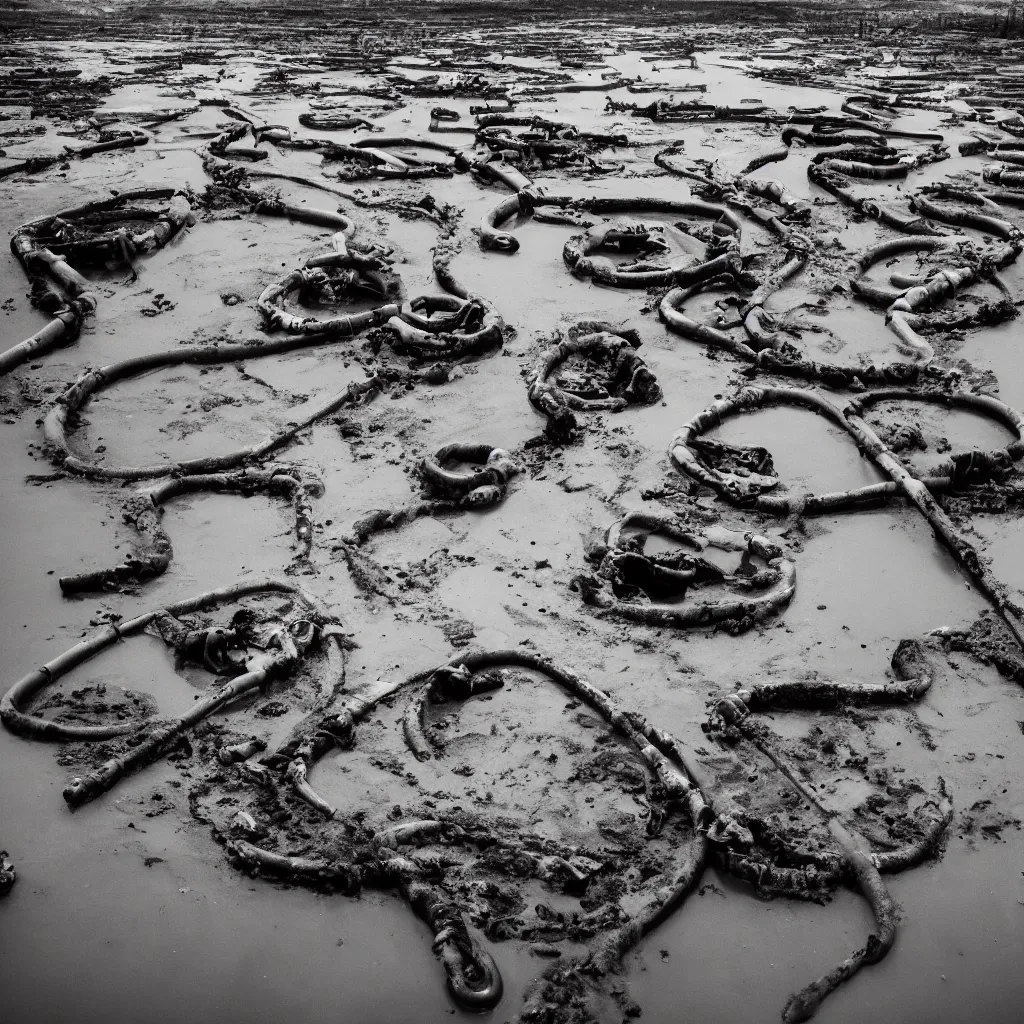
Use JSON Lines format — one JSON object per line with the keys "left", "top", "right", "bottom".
{"left": 42, "top": 337, "right": 418, "bottom": 481}
{"left": 668, "top": 385, "right": 1024, "bottom": 515}
{"left": 1, "top": 578, "right": 341, "bottom": 743}
{"left": 420, "top": 443, "right": 518, "bottom": 494}
{"left": 446, "top": 946, "right": 504, "bottom": 1010}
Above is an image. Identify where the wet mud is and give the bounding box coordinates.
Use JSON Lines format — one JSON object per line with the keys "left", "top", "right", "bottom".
{"left": 2, "top": 6, "right": 1024, "bottom": 1024}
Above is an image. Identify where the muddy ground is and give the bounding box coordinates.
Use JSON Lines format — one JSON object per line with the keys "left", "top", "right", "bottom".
{"left": 1, "top": 9, "right": 1024, "bottom": 1024}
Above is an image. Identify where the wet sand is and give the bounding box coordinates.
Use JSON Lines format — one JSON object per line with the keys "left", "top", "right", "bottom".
{"left": 2, "top": 20, "right": 1024, "bottom": 1024}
